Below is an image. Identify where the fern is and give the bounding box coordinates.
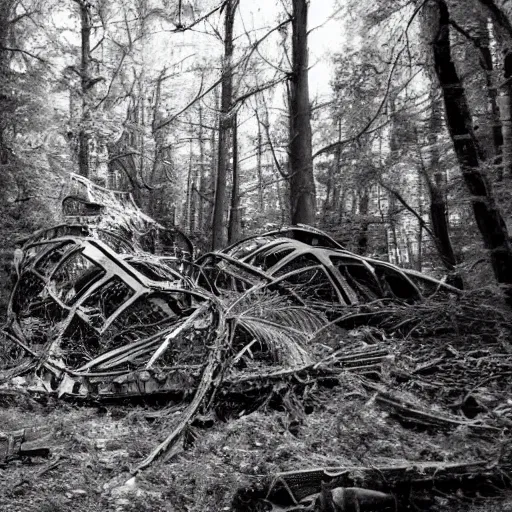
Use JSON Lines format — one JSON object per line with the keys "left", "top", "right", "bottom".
{"left": 225, "top": 289, "right": 327, "bottom": 368}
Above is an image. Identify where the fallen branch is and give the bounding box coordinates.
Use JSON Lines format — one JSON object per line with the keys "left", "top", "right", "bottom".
{"left": 132, "top": 315, "right": 228, "bottom": 473}
{"left": 363, "top": 381, "right": 498, "bottom": 431}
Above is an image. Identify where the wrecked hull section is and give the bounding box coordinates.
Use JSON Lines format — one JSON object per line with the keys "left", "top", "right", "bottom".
{"left": 7, "top": 231, "right": 222, "bottom": 399}
{"left": 4, "top": 174, "right": 220, "bottom": 400}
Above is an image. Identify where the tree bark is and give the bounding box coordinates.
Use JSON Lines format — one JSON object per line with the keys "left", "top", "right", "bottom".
{"left": 289, "top": 0, "right": 316, "bottom": 225}
{"left": 477, "top": 19, "right": 503, "bottom": 170}
{"left": 332, "top": 119, "right": 343, "bottom": 222}
{"left": 256, "top": 112, "right": 264, "bottom": 212}
{"left": 197, "top": 103, "right": 206, "bottom": 231}
{"left": 77, "top": 0, "right": 92, "bottom": 178}
{"left": 212, "top": 0, "right": 238, "bottom": 249}
{"left": 0, "top": 1, "right": 15, "bottom": 164}
{"left": 416, "top": 170, "right": 424, "bottom": 272}
{"left": 357, "top": 189, "right": 369, "bottom": 256}
{"left": 205, "top": 90, "right": 219, "bottom": 241}
{"left": 185, "top": 138, "right": 194, "bottom": 232}
{"left": 432, "top": 0, "right": 512, "bottom": 297}
{"left": 449, "top": 2, "right": 501, "bottom": 164}
{"left": 475, "top": 0, "right": 512, "bottom": 179}
{"left": 228, "top": 113, "right": 241, "bottom": 243}
{"left": 500, "top": 50, "right": 512, "bottom": 179}
{"left": 425, "top": 91, "right": 460, "bottom": 276}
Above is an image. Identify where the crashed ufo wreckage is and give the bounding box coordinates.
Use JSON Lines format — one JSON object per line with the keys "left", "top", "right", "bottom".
{"left": 194, "top": 230, "right": 460, "bottom": 311}
{"left": 2, "top": 174, "right": 459, "bottom": 400}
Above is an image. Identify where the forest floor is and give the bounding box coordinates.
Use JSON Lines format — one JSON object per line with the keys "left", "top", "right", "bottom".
{"left": 1, "top": 291, "right": 512, "bottom": 512}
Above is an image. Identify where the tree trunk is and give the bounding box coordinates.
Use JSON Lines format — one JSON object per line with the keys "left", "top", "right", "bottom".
{"left": 197, "top": 104, "right": 206, "bottom": 231}
{"left": 449, "top": 2, "right": 500, "bottom": 164}
{"left": 357, "top": 189, "right": 369, "bottom": 256}
{"left": 322, "top": 172, "right": 332, "bottom": 226}
{"left": 0, "top": 1, "right": 15, "bottom": 164}
{"left": 228, "top": 114, "right": 241, "bottom": 243}
{"left": 150, "top": 71, "right": 165, "bottom": 218}
{"left": 476, "top": 0, "right": 512, "bottom": 179}
{"left": 205, "top": 93, "right": 218, "bottom": 241}
{"left": 432, "top": 0, "right": 512, "bottom": 297}
{"left": 212, "top": 0, "right": 238, "bottom": 249}
{"left": 477, "top": 19, "right": 503, "bottom": 170}
{"left": 500, "top": 50, "right": 512, "bottom": 179}
{"left": 425, "top": 91, "right": 460, "bottom": 276}
{"left": 185, "top": 138, "right": 194, "bottom": 232}
{"left": 331, "top": 119, "right": 343, "bottom": 224}
{"left": 417, "top": 198, "right": 423, "bottom": 272}
{"left": 77, "top": 0, "right": 92, "bottom": 178}
{"left": 289, "top": 0, "right": 316, "bottom": 225}
{"left": 256, "top": 114, "right": 264, "bottom": 212}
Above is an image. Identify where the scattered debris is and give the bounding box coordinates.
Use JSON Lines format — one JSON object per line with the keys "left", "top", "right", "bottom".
{"left": 0, "top": 426, "right": 52, "bottom": 465}
{"left": 1, "top": 175, "right": 511, "bottom": 511}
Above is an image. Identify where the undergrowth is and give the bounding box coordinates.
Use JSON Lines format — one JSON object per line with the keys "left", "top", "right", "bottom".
{"left": 1, "top": 289, "right": 512, "bottom": 511}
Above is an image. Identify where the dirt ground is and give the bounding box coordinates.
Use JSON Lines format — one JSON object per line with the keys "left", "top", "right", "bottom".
{"left": 1, "top": 369, "right": 511, "bottom": 512}
{"left": 2, "top": 290, "right": 512, "bottom": 511}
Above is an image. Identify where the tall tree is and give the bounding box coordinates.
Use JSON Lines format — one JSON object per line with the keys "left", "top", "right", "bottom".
{"left": 228, "top": 113, "right": 241, "bottom": 243}
{"left": 212, "top": 0, "right": 238, "bottom": 249}
{"left": 0, "top": 0, "right": 16, "bottom": 164}
{"left": 288, "top": 0, "right": 316, "bottom": 225}
{"left": 73, "top": 0, "right": 93, "bottom": 178}
{"left": 476, "top": 0, "right": 512, "bottom": 179}
{"left": 419, "top": 89, "right": 461, "bottom": 285}
{"left": 431, "top": 0, "right": 512, "bottom": 299}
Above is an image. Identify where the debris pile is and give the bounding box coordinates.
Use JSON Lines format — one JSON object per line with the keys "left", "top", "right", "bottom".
{"left": 1, "top": 175, "right": 511, "bottom": 511}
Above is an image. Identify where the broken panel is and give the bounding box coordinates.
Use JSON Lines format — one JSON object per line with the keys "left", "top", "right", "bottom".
{"left": 34, "top": 242, "right": 76, "bottom": 277}
{"left": 210, "top": 236, "right": 460, "bottom": 313}
{"left": 372, "top": 264, "right": 421, "bottom": 302}
{"left": 272, "top": 266, "right": 342, "bottom": 310}
{"left": 330, "top": 256, "right": 382, "bottom": 302}
{"left": 80, "top": 276, "right": 135, "bottom": 329}
{"left": 193, "top": 254, "right": 270, "bottom": 294}
{"left": 245, "top": 243, "right": 295, "bottom": 272}
{"left": 50, "top": 251, "right": 106, "bottom": 305}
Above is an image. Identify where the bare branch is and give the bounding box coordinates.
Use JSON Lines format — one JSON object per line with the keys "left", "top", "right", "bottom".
{"left": 0, "top": 46, "right": 47, "bottom": 63}
{"left": 314, "top": 47, "right": 405, "bottom": 160}
{"left": 379, "top": 180, "right": 435, "bottom": 239}
{"left": 154, "top": 74, "right": 208, "bottom": 132}
{"left": 314, "top": 0, "right": 429, "bottom": 159}
{"left": 255, "top": 102, "right": 288, "bottom": 179}
{"left": 168, "top": 1, "right": 228, "bottom": 33}
{"left": 154, "top": 16, "right": 291, "bottom": 132}
{"left": 10, "top": 11, "right": 36, "bottom": 25}
{"left": 233, "top": 75, "right": 288, "bottom": 106}
{"left": 107, "top": 151, "right": 141, "bottom": 165}
{"left": 94, "top": 50, "right": 127, "bottom": 109}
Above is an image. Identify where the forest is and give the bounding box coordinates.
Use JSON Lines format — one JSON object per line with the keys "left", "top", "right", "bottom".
{"left": 1, "top": 0, "right": 512, "bottom": 511}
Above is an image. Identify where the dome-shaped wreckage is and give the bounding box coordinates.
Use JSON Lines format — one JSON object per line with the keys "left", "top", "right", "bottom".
{"left": 2, "top": 175, "right": 460, "bottom": 401}
{"left": 194, "top": 228, "right": 459, "bottom": 314}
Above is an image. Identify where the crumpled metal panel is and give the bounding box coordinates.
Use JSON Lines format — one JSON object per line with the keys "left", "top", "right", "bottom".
{"left": 195, "top": 236, "right": 460, "bottom": 313}
{"left": 6, "top": 224, "right": 219, "bottom": 399}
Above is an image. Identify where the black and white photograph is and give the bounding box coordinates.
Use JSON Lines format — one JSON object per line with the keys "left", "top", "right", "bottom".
{"left": 0, "top": 0, "right": 511, "bottom": 510}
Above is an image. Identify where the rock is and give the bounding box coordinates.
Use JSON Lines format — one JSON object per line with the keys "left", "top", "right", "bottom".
{"left": 110, "top": 476, "right": 139, "bottom": 498}
{"left": 95, "top": 439, "right": 107, "bottom": 450}
{"left": 115, "top": 498, "right": 131, "bottom": 508}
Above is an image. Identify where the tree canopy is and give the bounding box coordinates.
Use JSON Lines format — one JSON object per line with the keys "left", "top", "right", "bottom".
{"left": 1, "top": 0, "right": 512, "bottom": 298}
